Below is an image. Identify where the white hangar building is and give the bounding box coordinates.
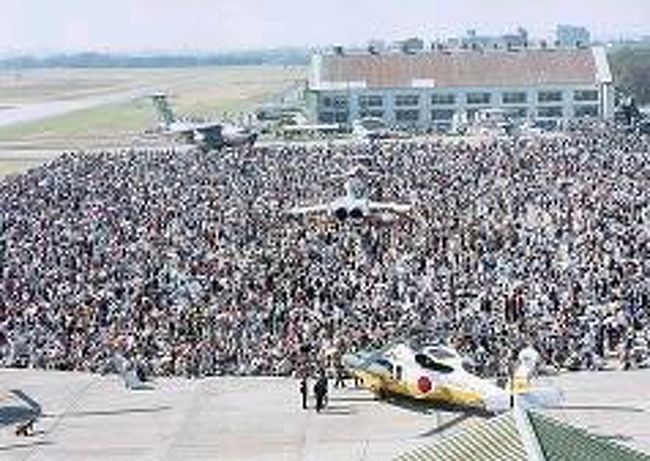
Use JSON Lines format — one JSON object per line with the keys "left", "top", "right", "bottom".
{"left": 306, "top": 47, "right": 614, "bottom": 131}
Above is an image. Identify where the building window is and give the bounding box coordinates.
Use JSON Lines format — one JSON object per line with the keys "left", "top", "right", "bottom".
{"left": 321, "top": 95, "right": 348, "bottom": 109}
{"left": 536, "top": 120, "right": 559, "bottom": 130}
{"left": 360, "top": 110, "right": 384, "bottom": 119}
{"left": 505, "top": 107, "right": 528, "bottom": 118}
{"left": 574, "top": 90, "right": 598, "bottom": 102}
{"left": 395, "top": 109, "right": 420, "bottom": 122}
{"left": 332, "top": 97, "right": 349, "bottom": 109}
{"left": 395, "top": 94, "right": 420, "bottom": 106}
{"left": 334, "top": 112, "right": 349, "bottom": 123}
{"left": 358, "top": 95, "right": 384, "bottom": 108}
{"left": 318, "top": 112, "right": 335, "bottom": 123}
{"left": 537, "top": 106, "right": 563, "bottom": 118}
{"left": 502, "top": 92, "right": 527, "bottom": 104}
{"left": 431, "top": 93, "right": 456, "bottom": 105}
{"left": 431, "top": 109, "right": 455, "bottom": 120}
{"left": 466, "top": 92, "right": 491, "bottom": 104}
{"left": 574, "top": 105, "right": 599, "bottom": 117}
{"left": 538, "top": 91, "right": 563, "bottom": 103}
{"left": 319, "top": 111, "right": 348, "bottom": 123}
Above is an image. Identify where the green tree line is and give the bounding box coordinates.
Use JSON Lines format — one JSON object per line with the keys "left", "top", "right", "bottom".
{"left": 609, "top": 46, "right": 650, "bottom": 106}
{"left": 0, "top": 49, "right": 310, "bottom": 70}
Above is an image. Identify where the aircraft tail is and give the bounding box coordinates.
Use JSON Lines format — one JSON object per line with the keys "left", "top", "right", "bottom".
{"left": 516, "top": 386, "right": 563, "bottom": 409}
{"left": 484, "top": 384, "right": 563, "bottom": 413}
{"left": 150, "top": 93, "right": 176, "bottom": 129}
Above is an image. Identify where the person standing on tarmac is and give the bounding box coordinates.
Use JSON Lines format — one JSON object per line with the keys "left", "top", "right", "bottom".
{"left": 314, "top": 371, "right": 328, "bottom": 413}
{"left": 300, "top": 376, "right": 308, "bottom": 409}
{"left": 334, "top": 361, "right": 346, "bottom": 388}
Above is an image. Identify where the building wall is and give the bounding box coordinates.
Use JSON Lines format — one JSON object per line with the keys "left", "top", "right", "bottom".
{"left": 311, "top": 84, "right": 605, "bottom": 131}
{"left": 309, "top": 46, "right": 613, "bottom": 129}
{"left": 557, "top": 25, "right": 591, "bottom": 47}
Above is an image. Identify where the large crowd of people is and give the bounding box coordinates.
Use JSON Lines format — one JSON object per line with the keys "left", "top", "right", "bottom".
{"left": 1, "top": 123, "right": 649, "bottom": 379}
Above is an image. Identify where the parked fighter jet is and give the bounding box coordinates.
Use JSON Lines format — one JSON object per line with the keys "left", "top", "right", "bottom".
{"left": 150, "top": 93, "right": 257, "bottom": 150}
{"left": 287, "top": 166, "right": 411, "bottom": 221}
{"left": 342, "top": 342, "right": 562, "bottom": 412}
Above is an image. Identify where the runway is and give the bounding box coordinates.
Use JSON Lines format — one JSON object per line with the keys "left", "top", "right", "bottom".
{"left": 1, "top": 368, "right": 650, "bottom": 460}
{"left": 0, "top": 89, "right": 153, "bottom": 129}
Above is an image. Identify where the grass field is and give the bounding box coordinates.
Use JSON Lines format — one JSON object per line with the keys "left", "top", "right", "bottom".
{"left": 0, "top": 68, "right": 194, "bottom": 103}
{"left": 0, "top": 67, "right": 305, "bottom": 104}
{"left": 0, "top": 66, "right": 306, "bottom": 167}
{"left": 0, "top": 159, "right": 48, "bottom": 176}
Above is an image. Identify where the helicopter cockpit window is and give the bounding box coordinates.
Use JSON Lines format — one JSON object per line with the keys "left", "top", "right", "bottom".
{"left": 424, "top": 347, "right": 458, "bottom": 361}
{"left": 415, "top": 353, "right": 454, "bottom": 374}
{"left": 375, "top": 358, "right": 394, "bottom": 374}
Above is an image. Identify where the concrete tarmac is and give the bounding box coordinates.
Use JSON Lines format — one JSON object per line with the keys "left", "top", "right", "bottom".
{"left": 0, "top": 89, "right": 154, "bottom": 128}
{"left": 1, "top": 368, "right": 650, "bottom": 460}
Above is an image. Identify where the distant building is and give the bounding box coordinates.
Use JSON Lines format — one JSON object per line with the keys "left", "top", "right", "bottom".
{"left": 394, "top": 37, "right": 425, "bottom": 54}
{"left": 367, "top": 39, "right": 386, "bottom": 55}
{"left": 442, "top": 28, "right": 530, "bottom": 51}
{"left": 307, "top": 46, "right": 613, "bottom": 132}
{"left": 557, "top": 25, "right": 591, "bottom": 48}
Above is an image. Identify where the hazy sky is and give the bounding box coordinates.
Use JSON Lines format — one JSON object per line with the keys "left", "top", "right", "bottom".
{"left": 1, "top": 0, "right": 648, "bottom": 54}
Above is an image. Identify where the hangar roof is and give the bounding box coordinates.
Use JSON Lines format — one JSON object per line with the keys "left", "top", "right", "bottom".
{"left": 311, "top": 48, "right": 608, "bottom": 90}
{"left": 394, "top": 407, "right": 650, "bottom": 461}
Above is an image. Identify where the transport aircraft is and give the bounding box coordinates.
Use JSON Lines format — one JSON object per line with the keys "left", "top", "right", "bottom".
{"left": 150, "top": 92, "right": 257, "bottom": 150}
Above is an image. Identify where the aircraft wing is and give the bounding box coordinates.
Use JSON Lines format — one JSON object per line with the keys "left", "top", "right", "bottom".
{"left": 168, "top": 121, "right": 221, "bottom": 135}
{"left": 368, "top": 201, "right": 411, "bottom": 214}
{"left": 194, "top": 123, "right": 222, "bottom": 132}
{"left": 287, "top": 203, "right": 329, "bottom": 216}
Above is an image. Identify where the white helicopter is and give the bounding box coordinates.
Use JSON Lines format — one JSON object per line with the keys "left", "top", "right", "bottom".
{"left": 342, "top": 341, "right": 562, "bottom": 413}
{"left": 287, "top": 165, "right": 412, "bottom": 221}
